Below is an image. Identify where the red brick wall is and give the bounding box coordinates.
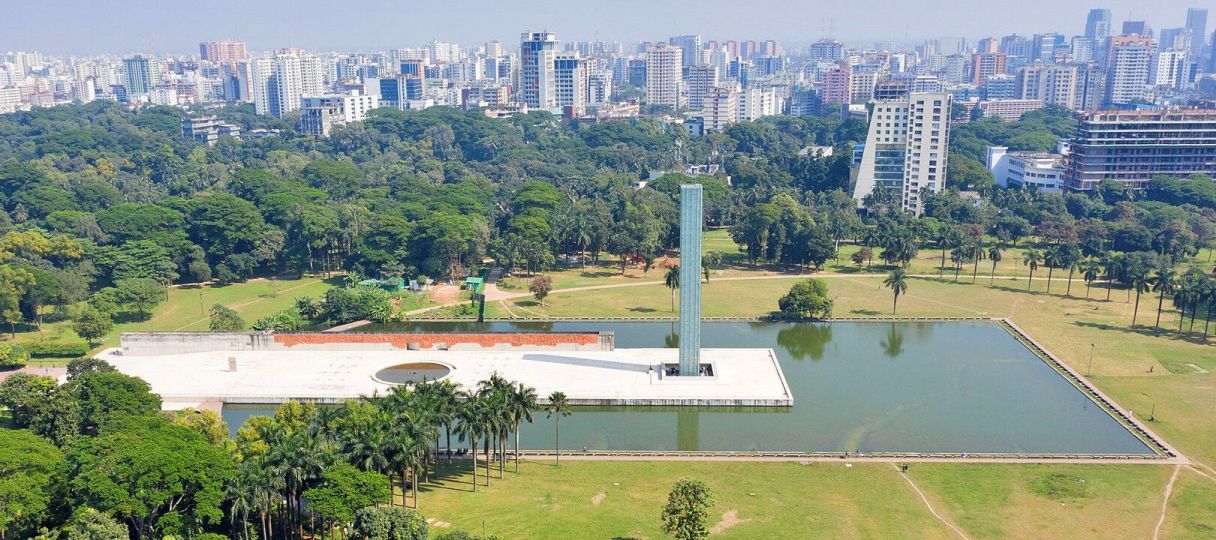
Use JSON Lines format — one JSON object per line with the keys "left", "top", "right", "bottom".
{"left": 272, "top": 333, "right": 602, "bottom": 350}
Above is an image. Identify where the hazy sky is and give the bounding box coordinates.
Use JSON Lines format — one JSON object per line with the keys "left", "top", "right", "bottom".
{"left": 1, "top": 0, "right": 1206, "bottom": 55}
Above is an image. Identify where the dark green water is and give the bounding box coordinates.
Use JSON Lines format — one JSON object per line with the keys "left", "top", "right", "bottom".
{"left": 223, "top": 321, "right": 1154, "bottom": 455}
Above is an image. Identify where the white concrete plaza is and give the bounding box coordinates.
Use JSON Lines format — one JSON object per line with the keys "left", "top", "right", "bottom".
{"left": 95, "top": 347, "right": 792, "bottom": 408}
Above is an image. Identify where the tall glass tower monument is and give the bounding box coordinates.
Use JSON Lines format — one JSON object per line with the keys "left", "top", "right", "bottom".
{"left": 678, "top": 184, "right": 703, "bottom": 376}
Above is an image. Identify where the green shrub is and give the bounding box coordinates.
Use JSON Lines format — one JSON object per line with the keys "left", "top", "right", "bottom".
{"left": 0, "top": 343, "right": 30, "bottom": 368}
{"left": 26, "top": 341, "right": 91, "bottom": 358}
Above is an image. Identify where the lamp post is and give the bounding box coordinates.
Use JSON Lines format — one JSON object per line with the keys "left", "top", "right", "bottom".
{"left": 1087, "top": 343, "right": 1095, "bottom": 376}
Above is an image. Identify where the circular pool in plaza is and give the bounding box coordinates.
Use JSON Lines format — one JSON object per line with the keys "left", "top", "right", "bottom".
{"left": 373, "top": 362, "right": 452, "bottom": 384}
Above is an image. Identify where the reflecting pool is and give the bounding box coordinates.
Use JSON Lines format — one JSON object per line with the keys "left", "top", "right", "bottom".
{"left": 223, "top": 321, "right": 1154, "bottom": 455}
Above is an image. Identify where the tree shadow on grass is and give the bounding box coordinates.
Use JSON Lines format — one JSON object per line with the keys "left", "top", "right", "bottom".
{"left": 1073, "top": 320, "right": 1213, "bottom": 347}
{"left": 627, "top": 307, "right": 658, "bottom": 313}
{"left": 579, "top": 270, "right": 618, "bottom": 279}
{"left": 850, "top": 309, "right": 884, "bottom": 316}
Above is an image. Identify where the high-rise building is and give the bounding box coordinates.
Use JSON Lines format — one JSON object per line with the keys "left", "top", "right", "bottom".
{"left": 199, "top": 41, "right": 248, "bottom": 63}
{"left": 668, "top": 34, "right": 703, "bottom": 67}
{"left": 552, "top": 54, "right": 587, "bottom": 116}
{"left": 645, "top": 44, "right": 682, "bottom": 109}
{"left": 1031, "top": 33, "right": 1066, "bottom": 62}
{"left": 702, "top": 85, "right": 738, "bottom": 132}
{"left": 971, "top": 53, "right": 1007, "bottom": 85}
{"left": 1065, "top": 110, "right": 1216, "bottom": 190}
{"left": 1159, "top": 28, "right": 1193, "bottom": 52}
{"left": 1152, "top": 49, "right": 1190, "bottom": 89}
{"left": 122, "top": 55, "right": 161, "bottom": 95}
{"left": 299, "top": 91, "right": 379, "bottom": 137}
{"left": 736, "top": 86, "right": 777, "bottom": 121}
{"left": 937, "top": 37, "right": 966, "bottom": 55}
{"left": 808, "top": 39, "right": 845, "bottom": 62}
{"left": 852, "top": 92, "right": 952, "bottom": 214}
{"left": 982, "top": 74, "right": 1018, "bottom": 99}
{"left": 821, "top": 66, "right": 851, "bottom": 105}
{"left": 250, "top": 57, "right": 274, "bottom": 116}
{"left": 1122, "top": 21, "right": 1153, "bottom": 37}
{"left": 685, "top": 64, "right": 719, "bottom": 111}
{"left": 1105, "top": 36, "right": 1155, "bottom": 106}
{"left": 1187, "top": 8, "right": 1209, "bottom": 56}
{"left": 1085, "top": 9, "right": 1112, "bottom": 41}
{"left": 519, "top": 31, "right": 558, "bottom": 108}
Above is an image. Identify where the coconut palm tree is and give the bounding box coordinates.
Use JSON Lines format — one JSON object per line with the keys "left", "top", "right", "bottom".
{"left": 1102, "top": 252, "right": 1127, "bottom": 302}
{"left": 455, "top": 392, "right": 483, "bottom": 492}
{"left": 510, "top": 382, "right": 539, "bottom": 473}
{"left": 1129, "top": 267, "right": 1152, "bottom": 327}
{"left": 1152, "top": 266, "right": 1178, "bottom": 336}
{"left": 1023, "top": 248, "right": 1043, "bottom": 291}
{"left": 884, "top": 268, "right": 909, "bottom": 314}
{"left": 1043, "top": 245, "right": 1061, "bottom": 293}
{"left": 970, "top": 241, "right": 985, "bottom": 283}
{"left": 545, "top": 391, "right": 572, "bottom": 465}
{"left": 988, "top": 243, "right": 1003, "bottom": 285}
{"left": 949, "top": 246, "right": 966, "bottom": 281}
{"left": 1080, "top": 258, "right": 1102, "bottom": 299}
{"left": 664, "top": 265, "right": 680, "bottom": 312}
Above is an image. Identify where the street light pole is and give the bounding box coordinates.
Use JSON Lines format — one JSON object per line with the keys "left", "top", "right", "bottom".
{"left": 1087, "top": 343, "right": 1094, "bottom": 376}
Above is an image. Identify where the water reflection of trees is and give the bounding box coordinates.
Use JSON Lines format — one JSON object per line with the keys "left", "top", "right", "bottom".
{"left": 677, "top": 410, "right": 699, "bottom": 451}
{"left": 776, "top": 323, "right": 833, "bottom": 362}
{"left": 881, "top": 323, "right": 905, "bottom": 358}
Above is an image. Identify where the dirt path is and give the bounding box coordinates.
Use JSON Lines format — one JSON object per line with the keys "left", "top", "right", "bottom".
{"left": 895, "top": 465, "right": 971, "bottom": 540}
{"left": 1152, "top": 464, "right": 1182, "bottom": 540}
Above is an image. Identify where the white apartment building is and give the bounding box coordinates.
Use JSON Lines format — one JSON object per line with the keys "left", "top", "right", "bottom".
{"left": 987, "top": 146, "right": 1064, "bottom": 193}
{"left": 520, "top": 32, "right": 558, "bottom": 108}
{"left": 686, "top": 64, "right": 719, "bottom": 111}
{"left": 646, "top": 44, "right": 682, "bottom": 109}
{"left": 736, "top": 87, "right": 777, "bottom": 121}
{"left": 1152, "top": 50, "right": 1189, "bottom": 89}
{"left": 1106, "top": 37, "right": 1155, "bottom": 106}
{"left": 852, "top": 93, "right": 953, "bottom": 214}
{"left": 702, "top": 85, "right": 738, "bottom": 132}
{"left": 299, "top": 91, "right": 379, "bottom": 137}
{"left": 553, "top": 54, "right": 587, "bottom": 115}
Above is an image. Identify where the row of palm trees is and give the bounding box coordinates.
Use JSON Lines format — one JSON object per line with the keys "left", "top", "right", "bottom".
{"left": 225, "top": 376, "right": 572, "bottom": 540}
{"left": 880, "top": 238, "right": 1214, "bottom": 337}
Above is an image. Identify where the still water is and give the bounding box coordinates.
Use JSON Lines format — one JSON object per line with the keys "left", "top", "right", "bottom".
{"left": 223, "top": 321, "right": 1154, "bottom": 455}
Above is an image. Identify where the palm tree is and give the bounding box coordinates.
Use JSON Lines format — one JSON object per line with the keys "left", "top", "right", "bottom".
{"left": 949, "top": 246, "right": 966, "bottom": 281}
{"left": 970, "top": 241, "right": 985, "bottom": 283}
{"left": 884, "top": 268, "right": 909, "bottom": 314}
{"left": 1102, "top": 252, "right": 1126, "bottom": 302}
{"left": 510, "top": 382, "right": 539, "bottom": 473}
{"left": 455, "top": 392, "right": 483, "bottom": 492}
{"left": 664, "top": 265, "right": 680, "bottom": 312}
{"left": 1080, "top": 258, "right": 1102, "bottom": 299}
{"left": 1152, "top": 266, "right": 1178, "bottom": 336}
{"left": 1129, "top": 268, "right": 1152, "bottom": 327}
{"left": 1023, "top": 248, "right": 1043, "bottom": 291}
{"left": 545, "top": 391, "right": 572, "bottom": 465}
{"left": 1043, "top": 246, "right": 1061, "bottom": 293}
{"left": 988, "top": 243, "right": 1003, "bottom": 285}
{"left": 1059, "top": 247, "right": 1079, "bottom": 296}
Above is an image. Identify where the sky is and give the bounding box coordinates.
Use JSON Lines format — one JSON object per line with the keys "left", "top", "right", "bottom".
{"left": 0, "top": 0, "right": 1207, "bottom": 55}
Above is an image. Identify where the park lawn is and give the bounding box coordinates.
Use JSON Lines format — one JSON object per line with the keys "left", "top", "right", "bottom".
{"left": 909, "top": 463, "right": 1170, "bottom": 539}
{"left": 417, "top": 460, "right": 955, "bottom": 539}
{"left": 1161, "top": 468, "right": 1216, "bottom": 539}
{"left": 14, "top": 276, "right": 337, "bottom": 363}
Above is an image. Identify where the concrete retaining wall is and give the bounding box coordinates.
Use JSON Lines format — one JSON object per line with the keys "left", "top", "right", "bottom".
{"left": 120, "top": 331, "right": 615, "bottom": 355}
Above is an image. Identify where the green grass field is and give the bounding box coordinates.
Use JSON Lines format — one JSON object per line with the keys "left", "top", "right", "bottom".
{"left": 404, "top": 458, "right": 1202, "bottom": 540}
{"left": 9, "top": 276, "right": 337, "bottom": 363}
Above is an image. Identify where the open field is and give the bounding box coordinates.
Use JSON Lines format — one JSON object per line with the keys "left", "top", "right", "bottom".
{"left": 403, "top": 458, "right": 1204, "bottom": 540}
{"left": 7, "top": 276, "right": 337, "bottom": 363}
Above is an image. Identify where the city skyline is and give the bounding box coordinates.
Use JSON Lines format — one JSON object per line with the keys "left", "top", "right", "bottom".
{"left": 1, "top": 0, "right": 1207, "bottom": 55}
